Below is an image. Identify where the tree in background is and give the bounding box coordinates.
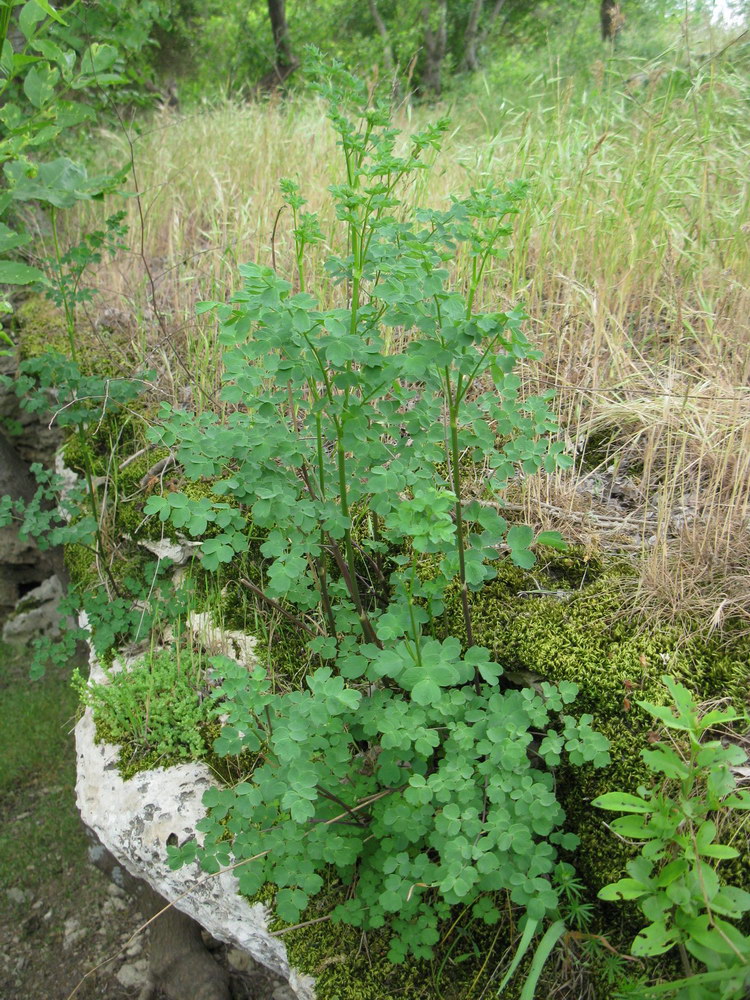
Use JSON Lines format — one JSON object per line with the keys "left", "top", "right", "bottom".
{"left": 422, "top": 0, "right": 448, "bottom": 93}
{"left": 600, "top": 0, "right": 626, "bottom": 40}
{"left": 462, "top": 0, "right": 509, "bottom": 70}
{"left": 137, "top": 0, "right": 745, "bottom": 101}
{"left": 261, "top": 0, "right": 299, "bottom": 89}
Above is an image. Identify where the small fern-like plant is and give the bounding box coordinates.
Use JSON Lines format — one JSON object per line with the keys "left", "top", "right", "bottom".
{"left": 150, "top": 54, "right": 610, "bottom": 963}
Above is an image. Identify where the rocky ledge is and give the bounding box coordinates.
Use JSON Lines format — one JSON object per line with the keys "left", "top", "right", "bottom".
{"left": 75, "top": 643, "right": 316, "bottom": 1000}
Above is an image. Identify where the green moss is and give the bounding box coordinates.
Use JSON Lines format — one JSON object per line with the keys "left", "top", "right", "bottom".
{"left": 444, "top": 570, "right": 750, "bottom": 719}
{"left": 64, "top": 541, "right": 98, "bottom": 590}
{"left": 271, "top": 878, "right": 516, "bottom": 1000}
{"left": 80, "top": 647, "right": 214, "bottom": 779}
{"left": 437, "top": 561, "right": 750, "bottom": 896}
{"left": 534, "top": 542, "right": 605, "bottom": 588}
{"left": 14, "top": 295, "right": 137, "bottom": 373}
{"left": 186, "top": 554, "right": 315, "bottom": 689}
{"left": 14, "top": 296, "right": 69, "bottom": 360}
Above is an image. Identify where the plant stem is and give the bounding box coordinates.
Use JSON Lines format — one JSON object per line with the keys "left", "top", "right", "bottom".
{"left": 407, "top": 557, "right": 423, "bottom": 666}
{"left": 445, "top": 371, "right": 473, "bottom": 649}
{"left": 50, "top": 207, "right": 111, "bottom": 572}
{"left": 239, "top": 577, "right": 319, "bottom": 637}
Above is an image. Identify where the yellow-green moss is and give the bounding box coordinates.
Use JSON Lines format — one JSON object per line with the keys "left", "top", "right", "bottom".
{"left": 64, "top": 541, "right": 99, "bottom": 590}
{"left": 443, "top": 570, "right": 750, "bottom": 719}
{"left": 438, "top": 562, "right": 750, "bottom": 894}
{"left": 14, "top": 296, "right": 69, "bottom": 360}
{"left": 15, "top": 295, "right": 137, "bottom": 373}
{"left": 81, "top": 647, "right": 214, "bottom": 779}
{"left": 268, "top": 877, "right": 520, "bottom": 1000}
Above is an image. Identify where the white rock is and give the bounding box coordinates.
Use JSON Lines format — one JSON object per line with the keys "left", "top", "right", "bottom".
{"left": 2, "top": 574, "right": 65, "bottom": 645}
{"left": 75, "top": 641, "right": 315, "bottom": 1000}
{"left": 227, "top": 948, "right": 255, "bottom": 973}
{"left": 125, "top": 938, "right": 143, "bottom": 958}
{"left": 103, "top": 896, "right": 127, "bottom": 913}
{"left": 63, "top": 917, "right": 86, "bottom": 950}
{"left": 138, "top": 537, "right": 202, "bottom": 565}
{"left": 187, "top": 611, "right": 259, "bottom": 666}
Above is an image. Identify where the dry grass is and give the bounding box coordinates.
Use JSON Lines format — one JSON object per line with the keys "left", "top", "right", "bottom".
{"left": 55, "top": 48, "right": 750, "bottom": 634}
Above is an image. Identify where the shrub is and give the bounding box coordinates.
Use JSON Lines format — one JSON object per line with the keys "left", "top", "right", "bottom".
{"left": 151, "top": 54, "right": 610, "bottom": 964}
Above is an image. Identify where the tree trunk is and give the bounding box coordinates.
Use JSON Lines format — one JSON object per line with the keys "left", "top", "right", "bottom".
{"left": 462, "top": 0, "right": 484, "bottom": 72}
{"left": 85, "top": 831, "right": 230, "bottom": 1000}
{"left": 421, "top": 0, "right": 448, "bottom": 95}
{"left": 485, "top": 0, "right": 507, "bottom": 34}
{"left": 600, "top": 0, "right": 624, "bottom": 41}
{"left": 368, "top": 0, "right": 400, "bottom": 101}
{"left": 261, "top": 0, "right": 298, "bottom": 89}
{"left": 463, "top": 0, "right": 507, "bottom": 72}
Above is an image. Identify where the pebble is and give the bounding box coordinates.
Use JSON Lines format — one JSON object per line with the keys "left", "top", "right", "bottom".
{"left": 115, "top": 958, "right": 150, "bottom": 990}
{"left": 6, "top": 887, "right": 28, "bottom": 905}
{"left": 63, "top": 916, "right": 87, "bottom": 950}
{"left": 102, "top": 897, "right": 127, "bottom": 915}
{"left": 125, "top": 938, "right": 142, "bottom": 958}
{"left": 226, "top": 948, "right": 255, "bottom": 973}
{"left": 272, "top": 986, "right": 298, "bottom": 1000}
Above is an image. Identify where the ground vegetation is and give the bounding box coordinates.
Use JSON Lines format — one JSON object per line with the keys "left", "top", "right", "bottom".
{"left": 1, "top": 3, "right": 749, "bottom": 999}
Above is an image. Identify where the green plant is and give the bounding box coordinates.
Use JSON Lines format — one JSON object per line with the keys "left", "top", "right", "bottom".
{"left": 0, "top": 0, "right": 134, "bottom": 288}
{"left": 152, "top": 55, "right": 609, "bottom": 966}
{"left": 594, "top": 676, "right": 750, "bottom": 999}
{"left": 0, "top": 1, "right": 164, "bottom": 677}
{"left": 76, "top": 645, "right": 213, "bottom": 777}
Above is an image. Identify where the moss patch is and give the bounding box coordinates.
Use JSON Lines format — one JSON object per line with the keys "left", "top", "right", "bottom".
{"left": 79, "top": 647, "right": 214, "bottom": 778}
{"left": 14, "top": 294, "right": 137, "bottom": 373}
{"left": 266, "top": 876, "right": 524, "bottom": 1000}
{"left": 438, "top": 559, "right": 750, "bottom": 893}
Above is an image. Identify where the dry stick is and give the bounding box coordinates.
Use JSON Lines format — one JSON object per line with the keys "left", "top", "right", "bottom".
{"left": 138, "top": 454, "right": 177, "bottom": 489}
{"left": 272, "top": 913, "right": 331, "bottom": 937}
{"left": 682, "top": 2, "right": 726, "bottom": 272}
{"left": 565, "top": 930, "right": 639, "bottom": 963}
{"left": 66, "top": 786, "right": 399, "bottom": 1000}
{"left": 271, "top": 203, "right": 286, "bottom": 273}
{"left": 315, "top": 783, "right": 370, "bottom": 827}
{"left": 531, "top": 375, "right": 750, "bottom": 403}
{"left": 326, "top": 537, "right": 382, "bottom": 647}
{"left": 87, "top": 446, "right": 163, "bottom": 491}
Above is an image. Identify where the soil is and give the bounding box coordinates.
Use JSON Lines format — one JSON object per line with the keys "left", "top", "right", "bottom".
{"left": 0, "top": 639, "right": 152, "bottom": 1000}
{"left": 0, "top": 641, "right": 283, "bottom": 1000}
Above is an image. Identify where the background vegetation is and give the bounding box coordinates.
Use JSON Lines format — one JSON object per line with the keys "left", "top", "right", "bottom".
{"left": 2, "top": 1, "right": 750, "bottom": 998}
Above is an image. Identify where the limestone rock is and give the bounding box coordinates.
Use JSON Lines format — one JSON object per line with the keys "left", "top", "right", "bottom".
{"left": 0, "top": 349, "right": 64, "bottom": 468}
{"left": 137, "top": 537, "right": 202, "bottom": 565}
{"left": 2, "top": 574, "right": 66, "bottom": 645}
{"left": 75, "top": 647, "right": 315, "bottom": 1000}
{"left": 0, "top": 428, "right": 61, "bottom": 618}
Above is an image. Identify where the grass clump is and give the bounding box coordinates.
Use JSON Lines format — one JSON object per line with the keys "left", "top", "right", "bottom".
{"left": 77, "top": 647, "right": 214, "bottom": 778}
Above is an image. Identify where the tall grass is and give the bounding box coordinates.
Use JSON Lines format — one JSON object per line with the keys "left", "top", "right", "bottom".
{"left": 65, "top": 44, "right": 750, "bottom": 633}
